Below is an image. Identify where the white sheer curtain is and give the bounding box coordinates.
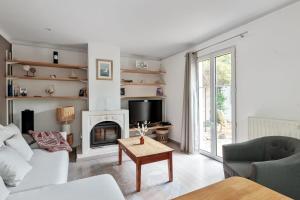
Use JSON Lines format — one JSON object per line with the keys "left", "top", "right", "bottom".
{"left": 180, "top": 52, "right": 199, "bottom": 154}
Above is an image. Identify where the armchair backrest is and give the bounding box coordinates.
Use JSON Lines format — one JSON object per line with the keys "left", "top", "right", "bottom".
{"left": 262, "top": 136, "right": 300, "bottom": 161}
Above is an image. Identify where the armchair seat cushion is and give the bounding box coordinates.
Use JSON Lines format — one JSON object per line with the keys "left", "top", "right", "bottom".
{"left": 225, "top": 162, "right": 252, "bottom": 178}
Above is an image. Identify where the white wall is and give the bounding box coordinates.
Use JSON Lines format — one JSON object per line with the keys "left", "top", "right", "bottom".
{"left": 12, "top": 43, "right": 88, "bottom": 146}
{"left": 161, "top": 52, "right": 185, "bottom": 142}
{"left": 162, "top": 2, "right": 300, "bottom": 143}
{"left": 88, "top": 43, "right": 120, "bottom": 111}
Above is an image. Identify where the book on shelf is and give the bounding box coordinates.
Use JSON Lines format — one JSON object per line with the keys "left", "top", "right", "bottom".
{"left": 7, "top": 80, "right": 13, "bottom": 97}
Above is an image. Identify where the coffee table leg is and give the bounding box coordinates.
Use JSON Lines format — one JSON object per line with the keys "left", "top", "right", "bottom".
{"left": 136, "top": 160, "right": 141, "bottom": 192}
{"left": 168, "top": 152, "right": 173, "bottom": 182}
{"left": 118, "top": 144, "right": 122, "bottom": 165}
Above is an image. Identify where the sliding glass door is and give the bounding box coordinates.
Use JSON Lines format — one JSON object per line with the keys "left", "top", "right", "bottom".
{"left": 197, "top": 48, "right": 236, "bottom": 159}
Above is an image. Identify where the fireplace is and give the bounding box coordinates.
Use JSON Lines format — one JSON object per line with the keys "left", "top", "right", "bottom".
{"left": 90, "top": 121, "right": 121, "bottom": 148}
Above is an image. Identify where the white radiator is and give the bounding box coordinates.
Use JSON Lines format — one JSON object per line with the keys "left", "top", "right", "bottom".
{"left": 248, "top": 117, "right": 300, "bottom": 139}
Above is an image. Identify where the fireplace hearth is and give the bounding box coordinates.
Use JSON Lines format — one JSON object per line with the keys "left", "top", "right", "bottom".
{"left": 90, "top": 121, "right": 121, "bottom": 148}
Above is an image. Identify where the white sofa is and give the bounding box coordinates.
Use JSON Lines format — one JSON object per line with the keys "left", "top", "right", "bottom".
{"left": 8, "top": 174, "right": 124, "bottom": 200}
{"left": 4, "top": 132, "right": 125, "bottom": 200}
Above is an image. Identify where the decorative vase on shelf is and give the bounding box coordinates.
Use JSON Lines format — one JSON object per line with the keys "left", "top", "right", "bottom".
{"left": 137, "top": 121, "right": 149, "bottom": 145}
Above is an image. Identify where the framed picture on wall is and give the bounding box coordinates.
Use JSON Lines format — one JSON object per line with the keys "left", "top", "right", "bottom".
{"left": 96, "top": 59, "right": 113, "bottom": 80}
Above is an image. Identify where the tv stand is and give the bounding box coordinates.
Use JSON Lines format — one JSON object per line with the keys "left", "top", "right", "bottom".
{"left": 129, "top": 124, "right": 173, "bottom": 132}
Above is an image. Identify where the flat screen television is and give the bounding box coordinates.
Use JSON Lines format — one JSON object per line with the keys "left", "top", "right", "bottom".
{"left": 129, "top": 100, "right": 162, "bottom": 125}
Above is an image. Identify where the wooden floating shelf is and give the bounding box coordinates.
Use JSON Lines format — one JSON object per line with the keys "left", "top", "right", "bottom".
{"left": 6, "top": 59, "right": 88, "bottom": 70}
{"left": 6, "top": 96, "right": 88, "bottom": 101}
{"left": 121, "top": 82, "right": 165, "bottom": 86}
{"left": 130, "top": 125, "right": 173, "bottom": 132}
{"left": 6, "top": 76, "right": 88, "bottom": 82}
{"left": 121, "top": 69, "right": 166, "bottom": 75}
{"left": 121, "top": 96, "right": 166, "bottom": 99}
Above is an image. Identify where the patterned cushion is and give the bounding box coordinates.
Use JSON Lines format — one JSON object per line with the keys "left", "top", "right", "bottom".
{"left": 29, "top": 131, "right": 72, "bottom": 152}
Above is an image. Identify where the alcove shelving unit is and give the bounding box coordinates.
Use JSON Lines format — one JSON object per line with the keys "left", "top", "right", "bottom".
{"left": 120, "top": 66, "right": 170, "bottom": 138}
{"left": 120, "top": 68, "right": 166, "bottom": 99}
{"left": 5, "top": 59, "right": 88, "bottom": 123}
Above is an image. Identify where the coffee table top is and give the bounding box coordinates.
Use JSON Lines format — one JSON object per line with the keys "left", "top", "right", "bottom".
{"left": 173, "top": 177, "right": 291, "bottom": 200}
{"left": 118, "top": 136, "right": 174, "bottom": 157}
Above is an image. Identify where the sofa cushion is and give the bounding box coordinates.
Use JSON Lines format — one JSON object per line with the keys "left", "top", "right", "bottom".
{"left": 5, "top": 134, "right": 33, "bottom": 162}
{"left": 8, "top": 149, "right": 68, "bottom": 193}
{"left": 225, "top": 162, "right": 253, "bottom": 178}
{"left": 0, "top": 125, "right": 16, "bottom": 144}
{"left": 7, "top": 174, "right": 125, "bottom": 200}
{"left": 0, "top": 176, "right": 9, "bottom": 200}
{"left": 0, "top": 146, "right": 32, "bottom": 186}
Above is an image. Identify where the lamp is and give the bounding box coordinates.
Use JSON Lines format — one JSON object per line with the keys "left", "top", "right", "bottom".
{"left": 56, "top": 106, "right": 75, "bottom": 134}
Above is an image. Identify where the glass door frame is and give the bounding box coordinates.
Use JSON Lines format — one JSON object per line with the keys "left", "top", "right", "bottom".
{"left": 197, "top": 47, "right": 236, "bottom": 162}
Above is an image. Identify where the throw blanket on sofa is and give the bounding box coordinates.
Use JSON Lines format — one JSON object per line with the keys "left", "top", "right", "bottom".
{"left": 29, "top": 131, "right": 72, "bottom": 152}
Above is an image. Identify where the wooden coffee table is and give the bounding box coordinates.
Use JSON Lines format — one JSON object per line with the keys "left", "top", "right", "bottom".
{"left": 118, "top": 136, "right": 174, "bottom": 192}
{"left": 173, "top": 177, "right": 291, "bottom": 200}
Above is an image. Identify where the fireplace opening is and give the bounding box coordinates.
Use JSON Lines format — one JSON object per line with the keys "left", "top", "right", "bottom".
{"left": 90, "top": 121, "right": 121, "bottom": 148}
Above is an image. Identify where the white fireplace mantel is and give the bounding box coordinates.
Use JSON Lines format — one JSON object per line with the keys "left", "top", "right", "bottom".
{"left": 79, "top": 110, "right": 129, "bottom": 159}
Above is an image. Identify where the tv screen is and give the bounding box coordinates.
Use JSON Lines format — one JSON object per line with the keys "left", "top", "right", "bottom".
{"left": 129, "top": 100, "right": 162, "bottom": 124}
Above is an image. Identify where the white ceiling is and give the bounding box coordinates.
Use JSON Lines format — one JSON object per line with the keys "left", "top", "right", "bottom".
{"left": 0, "top": 0, "right": 297, "bottom": 59}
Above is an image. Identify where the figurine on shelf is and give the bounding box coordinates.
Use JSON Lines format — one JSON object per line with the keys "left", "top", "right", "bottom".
{"left": 45, "top": 85, "right": 55, "bottom": 96}
{"left": 79, "top": 87, "right": 88, "bottom": 97}
{"left": 23, "top": 65, "right": 31, "bottom": 77}
{"left": 137, "top": 121, "right": 149, "bottom": 144}
{"left": 20, "top": 88, "right": 27, "bottom": 96}
{"left": 29, "top": 67, "right": 36, "bottom": 77}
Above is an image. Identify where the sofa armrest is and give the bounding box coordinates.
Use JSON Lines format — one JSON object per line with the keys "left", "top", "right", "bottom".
{"left": 250, "top": 153, "right": 300, "bottom": 199}
{"left": 60, "top": 132, "right": 67, "bottom": 140}
{"left": 223, "top": 138, "right": 264, "bottom": 162}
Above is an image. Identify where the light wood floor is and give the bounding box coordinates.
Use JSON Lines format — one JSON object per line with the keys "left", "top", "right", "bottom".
{"left": 68, "top": 143, "right": 224, "bottom": 200}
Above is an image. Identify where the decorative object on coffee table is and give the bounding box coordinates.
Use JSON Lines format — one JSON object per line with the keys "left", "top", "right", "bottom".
{"left": 137, "top": 121, "right": 149, "bottom": 144}
{"left": 56, "top": 106, "right": 75, "bottom": 135}
{"left": 156, "top": 128, "right": 169, "bottom": 144}
{"left": 118, "top": 136, "right": 174, "bottom": 192}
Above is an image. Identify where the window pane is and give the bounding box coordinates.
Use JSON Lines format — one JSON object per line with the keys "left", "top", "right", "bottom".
{"left": 215, "top": 53, "right": 232, "bottom": 157}
{"left": 198, "top": 59, "right": 211, "bottom": 153}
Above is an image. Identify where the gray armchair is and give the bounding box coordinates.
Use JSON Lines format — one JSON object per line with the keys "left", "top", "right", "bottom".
{"left": 223, "top": 136, "right": 300, "bottom": 199}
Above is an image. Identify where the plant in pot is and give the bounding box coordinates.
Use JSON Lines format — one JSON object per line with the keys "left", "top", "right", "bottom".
{"left": 137, "top": 121, "right": 149, "bottom": 144}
